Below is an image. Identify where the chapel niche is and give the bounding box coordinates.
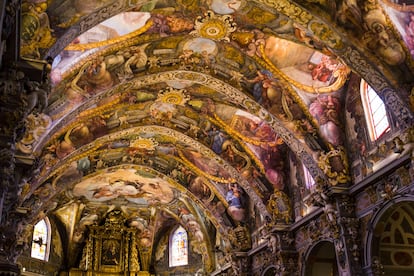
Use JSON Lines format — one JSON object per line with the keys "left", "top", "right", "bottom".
{"left": 69, "top": 210, "right": 148, "bottom": 276}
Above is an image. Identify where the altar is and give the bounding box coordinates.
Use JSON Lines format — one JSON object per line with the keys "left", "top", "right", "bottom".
{"left": 69, "top": 210, "right": 150, "bottom": 276}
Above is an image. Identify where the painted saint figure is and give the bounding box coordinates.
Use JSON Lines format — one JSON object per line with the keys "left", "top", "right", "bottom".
{"left": 309, "top": 95, "right": 343, "bottom": 147}
{"left": 226, "top": 183, "right": 245, "bottom": 221}
{"left": 102, "top": 239, "right": 120, "bottom": 265}
{"left": 208, "top": 126, "right": 227, "bottom": 154}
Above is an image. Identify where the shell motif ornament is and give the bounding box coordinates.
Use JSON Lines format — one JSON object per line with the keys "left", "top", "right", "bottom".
{"left": 156, "top": 87, "right": 190, "bottom": 106}
{"left": 191, "top": 10, "right": 237, "bottom": 42}
{"left": 149, "top": 87, "right": 190, "bottom": 121}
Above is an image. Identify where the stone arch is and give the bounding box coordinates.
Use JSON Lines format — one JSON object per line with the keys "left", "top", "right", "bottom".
{"left": 364, "top": 196, "right": 414, "bottom": 275}
{"left": 261, "top": 265, "right": 278, "bottom": 276}
{"left": 302, "top": 240, "right": 339, "bottom": 276}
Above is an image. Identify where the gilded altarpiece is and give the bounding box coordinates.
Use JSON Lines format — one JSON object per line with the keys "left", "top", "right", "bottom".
{"left": 71, "top": 211, "right": 147, "bottom": 276}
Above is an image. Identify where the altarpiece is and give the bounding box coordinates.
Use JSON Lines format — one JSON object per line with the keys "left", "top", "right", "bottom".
{"left": 69, "top": 210, "right": 148, "bottom": 276}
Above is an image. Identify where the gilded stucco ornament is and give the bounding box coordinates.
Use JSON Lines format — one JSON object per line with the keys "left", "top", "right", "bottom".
{"left": 130, "top": 137, "right": 158, "bottom": 152}
{"left": 254, "top": 0, "right": 313, "bottom": 26}
{"left": 341, "top": 47, "right": 413, "bottom": 129}
{"left": 371, "top": 256, "right": 385, "bottom": 276}
{"left": 361, "top": 1, "right": 406, "bottom": 66}
{"left": 379, "top": 179, "right": 399, "bottom": 200}
{"left": 254, "top": 0, "right": 342, "bottom": 49}
{"left": 309, "top": 20, "right": 343, "bottom": 49}
{"left": 156, "top": 86, "right": 190, "bottom": 106}
{"left": 191, "top": 11, "right": 237, "bottom": 42}
{"left": 266, "top": 190, "right": 291, "bottom": 224}
{"left": 16, "top": 113, "right": 52, "bottom": 155}
{"left": 228, "top": 224, "right": 252, "bottom": 251}
{"left": 20, "top": 1, "right": 55, "bottom": 58}
{"left": 149, "top": 87, "right": 190, "bottom": 121}
{"left": 323, "top": 203, "right": 340, "bottom": 239}
{"left": 318, "top": 147, "right": 350, "bottom": 185}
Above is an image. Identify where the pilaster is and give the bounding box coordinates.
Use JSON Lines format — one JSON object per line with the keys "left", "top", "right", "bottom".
{"left": 328, "top": 188, "right": 364, "bottom": 276}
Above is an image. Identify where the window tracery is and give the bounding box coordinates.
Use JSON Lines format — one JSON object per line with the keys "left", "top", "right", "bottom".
{"left": 379, "top": 205, "right": 414, "bottom": 268}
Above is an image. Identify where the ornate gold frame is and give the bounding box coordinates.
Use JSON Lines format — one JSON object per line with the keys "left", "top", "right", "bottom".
{"left": 76, "top": 210, "right": 141, "bottom": 275}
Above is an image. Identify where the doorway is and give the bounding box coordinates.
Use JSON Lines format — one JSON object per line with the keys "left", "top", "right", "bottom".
{"left": 304, "top": 241, "right": 339, "bottom": 276}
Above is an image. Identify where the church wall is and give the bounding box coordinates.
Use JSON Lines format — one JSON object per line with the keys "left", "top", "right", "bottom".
{"left": 352, "top": 155, "right": 414, "bottom": 273}
{"left": 344, "top": 73, "right": 411, "bottom": 184}
{"left": 343, "top": 73, "right": 414, "bottom": 274}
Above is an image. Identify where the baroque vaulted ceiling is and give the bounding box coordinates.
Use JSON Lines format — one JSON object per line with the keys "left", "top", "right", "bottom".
{"left": 12, "top": 0, "right": 414, "bottom": 271}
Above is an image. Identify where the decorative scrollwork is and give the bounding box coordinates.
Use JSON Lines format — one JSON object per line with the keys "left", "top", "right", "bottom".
{"left": 266, "top": 190, "right": 291, "bottom": 224}
{"left": 318, "top": 147, "right": 350, "bottom": 185}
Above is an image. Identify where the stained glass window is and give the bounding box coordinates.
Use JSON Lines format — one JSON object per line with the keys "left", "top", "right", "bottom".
{"left": 169, "top": 225, "right": 188, "bottom": 267}
{"left": 361, "top": 80, "right": 390, "bottom": 141}
{"left": 31, "top": 218, "right": 50, "bottom": 261}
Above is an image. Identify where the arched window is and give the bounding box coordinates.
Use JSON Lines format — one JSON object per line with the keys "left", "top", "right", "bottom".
{"left": 31, "top": 218, "right": 51, "bottom": 261}
{"left": 169, "top": 225, "right": 188, "bottom": 267}
{"left": 301, "top": 164, "right": 317, "bottom": 217}
{"left": 361, "top": 80, "right": 390, "bottom": 141}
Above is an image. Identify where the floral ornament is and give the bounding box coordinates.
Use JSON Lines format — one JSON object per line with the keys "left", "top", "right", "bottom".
{"left": 20, "top": 1, "right": 55, "bottom": 58}
{"left": 267, "top": 190, "right": 291, "bottom": 224}
{"left": 191, "top": 10, "right": 237, "bottom": 42}
{"left": 16, "top": 113, "right": 52, "bottom": 155}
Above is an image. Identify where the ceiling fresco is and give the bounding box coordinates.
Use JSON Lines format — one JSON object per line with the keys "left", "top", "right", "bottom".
{"left": 71, "top": 167, "right": 176, "bottom": 204}
{"left": 379, "top": 0, "right": 414, "bottom": 58}
{"left": 12, "top": 0, "right": 414, "bottom": 272}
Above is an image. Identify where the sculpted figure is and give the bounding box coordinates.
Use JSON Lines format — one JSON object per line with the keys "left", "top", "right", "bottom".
{"left": 83, "top": 57, "right": 114, "bottom": 91}
{"left": 362, "top": 6, "right": 405, "bottom": 65}
{"left": 25, "top": 80, "right": 49, "bottom": 113}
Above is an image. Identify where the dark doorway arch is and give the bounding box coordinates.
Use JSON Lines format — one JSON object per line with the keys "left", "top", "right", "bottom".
{"left": 304, "top": 241, "right": 339, "bottom": 276}
{"left": 370, "top": 201, "right": 414, "bottom": 275}
{"left": 261, "top": 265, "right": 277, "bottom": 276}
